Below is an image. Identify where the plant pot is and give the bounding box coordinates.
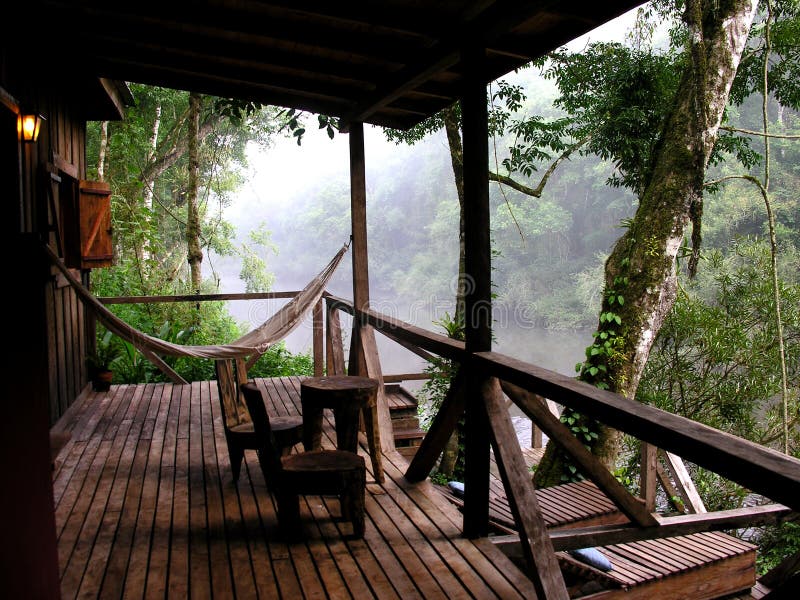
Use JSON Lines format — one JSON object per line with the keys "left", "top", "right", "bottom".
{"left": 91, "top": 369, "right": 113, "bottom": 392}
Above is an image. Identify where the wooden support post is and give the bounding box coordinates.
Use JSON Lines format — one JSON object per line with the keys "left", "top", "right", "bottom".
{"left": 461, "top": 46, "right": 492, "bottom": 539}
{"left": 406, "top": 370, "right": 466, "bottom": 482}
{"left": 326, "top": 302, "right": 346, "bottom": 375}
{"left": 312, "top": 299, "right": 324, "bottom": 376}
{"left": 531, "top": 423, "right": 543, "bottom": 448}
{"left": 662, "top": 450, "right": 706, "bottom": 514}
{"left": 347, "top": 122, "right": 393, "bottom": 476}
{"left": 139, "top": 347, "right": 188, "bottom": 385}
{"left": 640, "top": 442, "right": 658, "bottom": 511}
{"left": 657, "top": 462, "right": 687, "bottom": 513}
{"left": 484, "top": 378, "right": 569, "bottom": 599}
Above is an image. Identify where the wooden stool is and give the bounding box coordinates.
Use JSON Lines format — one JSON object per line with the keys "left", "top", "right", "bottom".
{"left": 241, "top": 383, "right": 366, "bottom": 539}
{"left": 301, "top": 375, "right": 384, "bottom": 483}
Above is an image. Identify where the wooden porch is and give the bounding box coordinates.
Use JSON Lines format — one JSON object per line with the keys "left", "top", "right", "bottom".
{"left": 51, "top": 377, "right": 538, "bottom": 599}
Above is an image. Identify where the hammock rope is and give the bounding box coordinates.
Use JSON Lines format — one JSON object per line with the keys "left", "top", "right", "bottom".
{"left": 44, "top": 243, "right": 349, "bottom": 361}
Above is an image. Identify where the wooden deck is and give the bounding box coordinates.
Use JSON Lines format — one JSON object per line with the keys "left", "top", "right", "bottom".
{"left": 51, "top": 377, "right": 539, "bottom": 599}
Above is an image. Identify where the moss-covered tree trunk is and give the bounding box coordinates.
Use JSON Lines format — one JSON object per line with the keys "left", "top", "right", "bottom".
{"left": 186, "top": 92, "right": 203, "bottom": 293}
{"left": 439, "top": 104, "right": 466, "bottom": 478}
{"left": 534, "top": 0, "right": 759, "bottom": 486}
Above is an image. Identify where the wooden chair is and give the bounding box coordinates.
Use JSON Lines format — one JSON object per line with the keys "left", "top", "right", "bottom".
{"left": 241, "top": 382, "right": 366, "bottom": 539}
{"left": 214, "top": 359, "right": 302, "bottom": 482}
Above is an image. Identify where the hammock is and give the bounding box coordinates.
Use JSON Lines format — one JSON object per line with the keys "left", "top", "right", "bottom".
{"left": 45, "top": 243, "right": 349, "bottom": 363}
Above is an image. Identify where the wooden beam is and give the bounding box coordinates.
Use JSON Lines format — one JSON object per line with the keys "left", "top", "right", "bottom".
{"left": 327, "top": 296, "right": 465, "bottom": 361}
{"left": 640, "top": 443, "right": 658, "bottom": 511}
{"left": 325, "top": 303, "right": 346, "bottom": 375}
{"left": 656, "top": 462, "right": 687, "bottom": 513}
{"left": 360, "top": 325, "right": 393, "bottom": 456}
{"left": 99, "top": 290, "right": 300, "bottom": 304}
{"left": 461, "top": 45, "right": 492, "bottom": 538}
{"left": 382, "top": 373, "right": 431, "bottom": 383}
{"left": 312, "top": 299, "right": 324, "bottom": 377}
{"left": 139, "top": 348, "right": 188, "bottom": 385}
{"left": 405, "top": 370, "right": 466, "bottom": 483}
{"left": 477, "top": 351, "right": 800, "bottom": 511}
{"left": 662, "top": 450, "right": 706, "bottom": 514}
{"left": 491, "top": 504, "right": 794, "bottom": 552}
{"left": 349, "top": 122, "right": 369, "bottom": 314}
{"left": 484, "top": 378, "right": 569, "bottom": 599}
{"left": 500, "top": 381, "right": 658, "bottom": 528}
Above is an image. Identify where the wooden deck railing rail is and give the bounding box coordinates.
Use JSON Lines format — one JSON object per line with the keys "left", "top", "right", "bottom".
{"left": 96, "top": 290, "right": 328, "bottom": 379}
{"left": 326, "top": 294, "right": 799, "bottom": 598}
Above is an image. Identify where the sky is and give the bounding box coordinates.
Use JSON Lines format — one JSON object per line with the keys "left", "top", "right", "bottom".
{"left": 216, "top": 5, "right": 646, "bottom": 373}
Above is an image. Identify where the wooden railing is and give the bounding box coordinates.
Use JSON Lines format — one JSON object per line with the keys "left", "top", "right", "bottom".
{"left": 325, "top": 294, "right": 799, "bottom": 599}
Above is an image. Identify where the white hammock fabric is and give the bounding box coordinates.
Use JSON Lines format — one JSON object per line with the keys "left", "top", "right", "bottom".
{"left": 46, "top": 243, "right": 349, "bottom": 360}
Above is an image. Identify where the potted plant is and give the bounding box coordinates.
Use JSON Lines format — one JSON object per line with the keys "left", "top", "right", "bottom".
{"left": 87, "top": 330, "right": 122, "bottom": 391}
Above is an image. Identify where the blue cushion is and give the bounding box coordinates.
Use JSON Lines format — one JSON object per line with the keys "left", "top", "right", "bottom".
{"left": 568, "top": 547, "right": 613, "bottom": 571}
{"left": 448, "top": 481, "right": 465, "bottom": 498}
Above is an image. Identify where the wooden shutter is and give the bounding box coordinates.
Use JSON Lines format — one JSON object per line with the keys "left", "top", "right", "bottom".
{"left": 77, "top": 180, "right": 113, "bottom": 269}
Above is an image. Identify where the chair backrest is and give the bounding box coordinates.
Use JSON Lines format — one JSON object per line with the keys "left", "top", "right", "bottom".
{"left": 240, "top": 382, "right": 283, "bottom": 474}
{"left": 214, "top": 359, "right": 242, "bottom": 429}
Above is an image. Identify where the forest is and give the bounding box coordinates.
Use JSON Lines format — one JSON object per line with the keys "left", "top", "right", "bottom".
{"left": 87, "top": 0, "right": 798, "bottom": 571}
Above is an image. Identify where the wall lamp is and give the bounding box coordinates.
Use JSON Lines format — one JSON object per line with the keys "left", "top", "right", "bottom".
{"left": 17, "top": 112, "right": 44, "bottom": 142}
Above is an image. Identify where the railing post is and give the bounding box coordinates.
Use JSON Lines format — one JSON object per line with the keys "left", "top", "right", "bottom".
{"left": 312, "top": 298, "right": 324, "bottom": 376}
{"left": 325, "top": 300, "right": 346, "bottom": 376}
{"left": 640, "top": 442, "right": 658, "bottom": 512}
{"left": 461, "top": 44, "right": 492, "bottom": 539}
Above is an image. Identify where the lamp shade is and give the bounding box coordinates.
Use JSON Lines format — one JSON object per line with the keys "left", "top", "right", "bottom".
{"left": 17, "top": 113, "right": 44, "bottom": 142}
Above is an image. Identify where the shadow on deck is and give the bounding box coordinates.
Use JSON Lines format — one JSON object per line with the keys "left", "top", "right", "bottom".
{"left": 51, "top": 377, "right": 538, "bottom": 599}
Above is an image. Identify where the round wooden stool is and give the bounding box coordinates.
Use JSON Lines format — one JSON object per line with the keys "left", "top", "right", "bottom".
{"left": 300, "top": 375, "right": 384, "bottom": 483}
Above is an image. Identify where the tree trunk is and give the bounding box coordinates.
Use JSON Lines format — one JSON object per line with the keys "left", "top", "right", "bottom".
{"left": 443, "top": 105, "right": 467, "bottom": 322}
{"left": 186, "top": 92, "right": 203, "bottom": 292}
{"left": 143, "top": 103, "right": 161, "bottom": 212}
{"left": 437, "top": 104, "right": 466, "bottom": 479}
{"left": 97, "top": 121, "right": 108, "bottom": 181}
{"left": 534, "top": 0, "right": 759, "bottom": 486}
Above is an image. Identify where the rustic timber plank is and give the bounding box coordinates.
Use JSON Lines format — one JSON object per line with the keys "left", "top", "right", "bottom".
{"left": 326, "top": 302, "right": 346, "bottom": 375}
{"left": 98, "top": 290, "right": 301, "bottom": 304}
{"left": 64, "top": 385, "right": 144, "bottom": 594}
{"left": 199, "top": 379, "right": 236, "bottom": 598}
{"left": 56, "top": 379, "right": 555, "bottom": 599}
{"left": 142, "top": 384, "right": 178, "bottom": 597}
{"left": 383, "top": 448, "right": 536, "bottom": 599}
{"left": 58, "top": 385, "right": 137, "bottom": 583}
{"left": 406, "top": 370, "right": 465, "bottom": 482}
{"left": 663, "top": 450, "right": 706, "bottom": 513}
{"left": 484, "top": 378, "right": 568, "bottom": 599}
{"left": 327, "top": 296, "right": 465, "bottom": 362}
{"left": 188, "top": 381, "right": 212, "bottom": 597}
{"left": 501, "top": 380, "right": 658, "bottom": 528}
{"left": 97, "top": 384, "right": 158, "bottom": 596}
{"left": 478, "top": 351, "right": 800, "bottom": 510}
{"left": 313, "top": 299, "right": 324, "bottom": 376}
{"left": 167, "top": 386, "right": 191, "bottom": 596}
{"left": 207, "top": 390, "right": 259, "bottom": 600}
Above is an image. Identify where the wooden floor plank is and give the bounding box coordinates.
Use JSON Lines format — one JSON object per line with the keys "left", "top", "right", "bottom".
{"left": 55, "top": 378, "right": 617, "bottom": 600}
{"left": 99, "top": 384, "right": 159, "bottom": 597}
{"left": 188, "top": 381, "right": 212, "bottom": 600}
{"left": 143, "top": 384, "right": 179, "bottom": 598}
{"left": 124, "top": 384, "right": 170, "bottom": 599}
{"left": 167, "top": 386, "right": 192, "bottom": 597}
{"left": 58, "top": 386, "right": 140, "bottom": 590}
{"left": 208, "top": 379, "right": 259, "bottom": 600}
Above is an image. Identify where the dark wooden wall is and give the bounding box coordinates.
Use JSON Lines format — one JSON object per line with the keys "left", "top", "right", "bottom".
{"left": 4, "top": 52, "right": 91, "bottom": 425}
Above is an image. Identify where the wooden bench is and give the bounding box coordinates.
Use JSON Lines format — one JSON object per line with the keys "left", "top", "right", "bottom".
{"left": 559, "top": 531, "right": 756, "bottom": 599}
{"left": 437, "top": 478, "right": 757, "bottom": 598}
